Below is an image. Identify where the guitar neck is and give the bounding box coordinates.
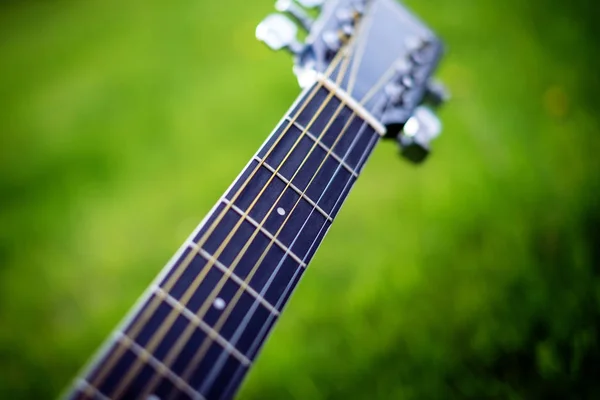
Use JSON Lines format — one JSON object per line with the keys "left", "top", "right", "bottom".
{"left": 69, "top": 79, "right": 384, "bottom": 400}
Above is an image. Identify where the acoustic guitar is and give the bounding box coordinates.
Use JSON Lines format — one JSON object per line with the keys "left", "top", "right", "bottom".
{"left": 65, "top": 0, "right": 447, "bottom": 398}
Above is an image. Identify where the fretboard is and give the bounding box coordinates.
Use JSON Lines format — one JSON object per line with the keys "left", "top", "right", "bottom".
{"left": 68, "top": 80, "right": 382, "bottom": 400}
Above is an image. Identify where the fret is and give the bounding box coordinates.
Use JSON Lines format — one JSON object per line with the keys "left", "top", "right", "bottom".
{"left": 106, "top": 292, "right": 255, "bottom": 398}
{"left": 286, "top": 117, "right": 359, "bottom": 178}
{"left": 260, "top": 145, "right": 354, "bottom": 221}
{"left": 85, "top": 336, "right": 198, "bottom": 400}
{"left": 189, "top": 244, "right": 283, "bottom": 315}
{"left": 289, "top": 86, "right": 344, "bottom": 142}
{"left": 115, "top": 333, "right": 201, "bottom": 399}
{"left": 292, "top": 110, "right": 378, "bottom": 173}
{"left": 153, "top": 287, "right": 253, "bottom": 365}
{"left": 225, "top": 159, "right": 331, "bottom": 264}
{"left": 155, "top": 251, "right": 279, "bottom": 347}
{"left": 255, "top": 157, "right": 333, "bottom": 222}
{"left": 186, "top": 231, "right": 303, "bottom": 317}
{"left": 259, "top": 117, "right": 347, "bottom": 196}
{"left": 220, "top": 198, "right": 307, "bottom": 268}
{"left": 190, "top": 202, "right": 274, "bottom": 269}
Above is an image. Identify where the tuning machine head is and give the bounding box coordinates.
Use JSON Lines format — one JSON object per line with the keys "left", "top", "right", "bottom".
{"left": 379, "top": 38, "right": 448, "bottom": 164}
{"left": 395, "top": 106, "right": 442, "bottom": 163}
{"left": 256, "top": 14, "right": 304, "bottom": 54}
{"left": 275, "top": 0, "right": 315, "bottom": 31}
{"left": 256, "top": 0, "right": 371, "bottom": 87}
{"left": 257, "top": 0, "right": 447, "bottom": 164}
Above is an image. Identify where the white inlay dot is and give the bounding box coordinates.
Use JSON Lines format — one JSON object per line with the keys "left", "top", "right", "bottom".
{"left": 213, "top": 297, "right": 226, "bottom": 310}
{"left": 147, "top": 395, "right": 161, "bottom": 400}
{"left": 277, "top": 207, "right": 286, "bottom": 216}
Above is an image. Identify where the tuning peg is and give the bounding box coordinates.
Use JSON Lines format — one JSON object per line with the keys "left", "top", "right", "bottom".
{"left": 275, "top": 0, "right": 315, "bottom": 31}
{"left": 256, "top": 14, "right": 304, "bottom": 54}
{"left": 425, "top": 80, "right": 450, "bottom": 107}
{"left": 296, "top": 0, "right": 325, "bottom": 9}
{"left": 397, "top": 106, "right": 442, "bottom": 164}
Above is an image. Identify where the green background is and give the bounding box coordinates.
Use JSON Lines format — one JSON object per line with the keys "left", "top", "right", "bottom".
{"left": 1, "top": 0, "right": 599, "bottom": 398}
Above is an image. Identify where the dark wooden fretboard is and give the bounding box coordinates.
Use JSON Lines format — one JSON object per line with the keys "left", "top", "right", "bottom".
{"left": 68, "top": 81, "right": 382, "bottom": 400}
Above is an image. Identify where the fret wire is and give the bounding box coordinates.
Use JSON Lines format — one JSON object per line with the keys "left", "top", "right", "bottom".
{"left": 95, "top": 57, "right": 347, "bottom": 397}
{"left": 188, "top": 243, "right": 282, "bottom": 315}
{"left": 255, "top": 155, "right": 334, "bottom": 222}
{"left": 137, "top": 87, "right": 347, "bottom": 398}
{"left": 111, "top": 332, "right": 203, "bottom": 400}
{"left": 167, "top": 98, "right": 352, "bottom": 397}
{"left": 220, "top": 114, "right": 380, "bottom": 396}
{"left": 153, "top": 287, "right": 252, "bottom": 365}
{"left": 286, "top": 117, "right": 359, "bottom": 178}
{"left": 220, "top": 198, "right": 307, "bottom": 268}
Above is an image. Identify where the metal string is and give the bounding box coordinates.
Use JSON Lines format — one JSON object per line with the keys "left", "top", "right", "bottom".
{"left": 213, "top": 53, "right": 391, "bottom": 397}
{"left": 153, "top": 26, "right": 371, "bottom": 400}
{"left": 203, "top": 106, "right": 382, "bottom": 397}
{"left": 106, "top": 59, "right": 350, "bottom": 399}
{"left": 87, "top": 7, "right": 382, "bottom": 398}
{"left": 139, "top": 15, "right": 376, "bottom": 400}
{"left": 140, "top": 46, "right": 361, "bottom": 400}
{"left": 204, "top": 79, "right": 389, "bottom": 396}
{"left": 169, "top": 89, "right": 357, "bottom": 400}
{"left": 111, "top": 95, "right": 338, "bottom": 398}
{"left": 87, "top": 61, "right": 336, "bottom": 396}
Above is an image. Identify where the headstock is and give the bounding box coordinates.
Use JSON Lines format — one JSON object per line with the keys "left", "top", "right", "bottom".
{"left": 256, "top": 0, "right": 448, "bottom": 163}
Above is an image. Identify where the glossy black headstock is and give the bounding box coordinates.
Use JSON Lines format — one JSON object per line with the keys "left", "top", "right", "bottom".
{"left": 257, "top": 0, "right": 448, "bottom": 163}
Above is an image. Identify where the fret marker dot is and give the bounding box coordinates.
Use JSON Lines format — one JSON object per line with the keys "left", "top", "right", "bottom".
{"left": 277, "top": 207, "right": 286, "bottom": 216}
{"left": 213, "top": 298, "right": 226, "bottom": 310}
{"left": 147, "top": 396, "right": 160, "bottom": 400}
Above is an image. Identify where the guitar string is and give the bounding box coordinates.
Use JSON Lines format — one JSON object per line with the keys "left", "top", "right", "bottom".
{"left": 140, "top": 36, "right": 361, "bottom": 400}
{"left": 359, "top": 63, "right": 397, "bottom": 106}
{"left": 88, "top": 9, "right": 375, "bottom": 397}
{"left": 86, "top": 4, "right": 367, "bottom": 396}
{"left": 77, "top": 4, "right": 427, "bottom": 399}
{"left": 110, "top": 91, "right": 338, "bottom": 398}
{"left": 160, "top": 24, "right": 365, "bottom": 398}
{"left": 155, "top": 97, "right": 347, "bottom": 399}
{"left": 216, "top": 30, "right": 397, "bottom": 391}
{"left": 168, "top": 69, "right": 360, "bottom": 400}
{"left": 219, "top": 106, "right": 383, "bottom": 399}
{"left": 86, "top": 59, "right": 336, "bottom": 396}
{"left": 345, "top": 1, "right": 376, "bottom": 96}
{"left": 359, "top": 39, "right": 432, "bottom": 107}
{"left": 194, "top": 12, "right": 382, "bottom": 392}
{"left": 223, "top": 43, "right": 430, "bottom": 394}
{"left": 201, "top": 95, "right": 385, "bottom": 397}
{"left": 143, "top": 13, "right": 373, "bottom": 398}
{"left": 171, "top": 12, "right": 421, "bottom": 396}
{"left": 107, "top": 56, "right": 351, "bottom": 398}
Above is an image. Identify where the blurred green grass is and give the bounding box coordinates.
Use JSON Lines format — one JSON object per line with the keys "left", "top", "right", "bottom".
{"left": 1, "top": 0, "right": 600, "bottom": 398}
